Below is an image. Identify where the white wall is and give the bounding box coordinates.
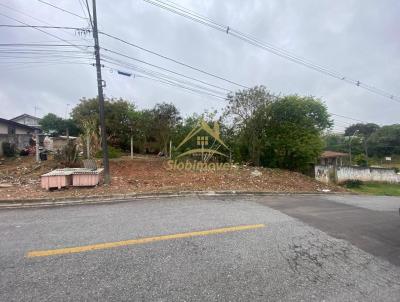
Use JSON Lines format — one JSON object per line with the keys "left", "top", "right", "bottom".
{"left": 315, "top": 165, "right": 400, "bottom": 184}
{"left": 15, "top": 127, "right": 31, "bottom": 135}
{"left": 0, "top": 123, "right": 7, "bottom": 134}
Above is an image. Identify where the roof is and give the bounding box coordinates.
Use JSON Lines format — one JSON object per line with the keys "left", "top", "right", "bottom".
{"left": 0, "top": 117, "right": 39, "bottom": 130}
{"left": 42, "top": 168, "right": 103, "bottom": 176}
{"left": 320, "top": 151, "right": 349, "bottom": 158}
{"left": 10, "top": 114, "right": 41, "bottom": 122}
{"left": 53, "top": 136, "right": 78, "bottom": 140}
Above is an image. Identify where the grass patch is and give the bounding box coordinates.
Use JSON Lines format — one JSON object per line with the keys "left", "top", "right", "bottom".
{"left": 348, "top": 182, "right": 400, "bottom": 196}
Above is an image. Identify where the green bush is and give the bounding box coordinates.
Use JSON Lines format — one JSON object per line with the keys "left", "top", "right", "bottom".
{"left": 343, "top": 179, "right": 363, "bottom": 188}
{"left": 95, "top": 146, "right": 122, "bottom": 159}
{"left": 2, "top": 142, "right": 16, "bottom": 157}
{"left": 354, "top": 154, "right": 368, "bottom": 167}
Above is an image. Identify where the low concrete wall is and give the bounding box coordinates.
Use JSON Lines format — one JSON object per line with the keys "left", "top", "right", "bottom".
{"left": 315, "top": 165, "right": 400, "bottom": 184}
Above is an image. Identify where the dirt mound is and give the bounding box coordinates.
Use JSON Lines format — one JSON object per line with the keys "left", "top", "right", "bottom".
{"left": 0, "top": 155, "right": 342, "bottom": 200}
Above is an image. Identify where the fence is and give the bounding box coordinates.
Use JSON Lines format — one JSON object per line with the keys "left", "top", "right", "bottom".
{"left": 315, "top": 165, "right": 400, "bottom": 184}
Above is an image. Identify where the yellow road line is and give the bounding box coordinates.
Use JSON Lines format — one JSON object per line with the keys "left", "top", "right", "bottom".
{"left": 26, "top": 224, "right": 265, "bottom": 258}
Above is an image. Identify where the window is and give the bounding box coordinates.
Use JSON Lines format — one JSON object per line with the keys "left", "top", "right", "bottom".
{"left": 8, "top": 126, "right": 16, "bottom": 135}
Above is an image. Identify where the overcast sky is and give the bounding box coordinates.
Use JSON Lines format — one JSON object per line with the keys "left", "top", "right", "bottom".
{"left": 0, "top": 0, "right": 399, "bottom": 132}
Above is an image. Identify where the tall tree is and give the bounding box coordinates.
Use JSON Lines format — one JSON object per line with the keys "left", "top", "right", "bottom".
{"left": 71, "top": 97, "right": 136, "bottom": 147}
{"left": 150, "top": 103, "right": 181, "bottom": 153}
{"left": 40, "top": 113, "right": 79, "bottom": 136}
{"left": 223, "top": 86, "right": 276, "bottom": 165}
{"left": 257, "top": 95, "right": 332, "bottom": 171}
{"left": 344, "top": 123, "right": 380, "bottom": 157}
{"left": 367, "top": 124, "right": 400, "bottom": 157}
{"left": 224, "top": 85, "right": 276, "bottom": 129}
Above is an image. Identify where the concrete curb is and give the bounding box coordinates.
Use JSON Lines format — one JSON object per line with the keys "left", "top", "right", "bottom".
{"left": 0, "top": 190, "right": 353, "bottom": 209}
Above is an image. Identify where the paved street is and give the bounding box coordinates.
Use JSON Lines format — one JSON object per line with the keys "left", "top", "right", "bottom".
{"left": 1, "top": 194, "right": 400, "bottom": 301}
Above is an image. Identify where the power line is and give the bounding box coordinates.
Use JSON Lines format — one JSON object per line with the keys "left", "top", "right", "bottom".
{"left": 0, "top": 43, "right": 92, "bottom": 47}
{"left": 101, "top": 46, "right": 384, "bottom": 127}
{"left": 78, "top": 0, "right": 89, "bottom": 19}
{"left": 0, "top": 60, "right": 92, "bottom": 65}
{"left": 100, "top": 44, "right": 382, "bottom": 126}
{"left": 1, "top": 9, "right": 383, "bottom": 128}
{"left": 99, "top": 31, "right": 249, "bottom": 89}
{"left": 105, "top": 65, "right": 226, "bottom": 101}
{"left": 98, "top": 30, "right": 384, "bottom": 126}
{"left": 102, "top": 55, "right": 227, "bottom": 96}
{"left": 142, "top": 0, "right": 400, "bottom": 104}
{"left": 0, "top": 14, "right": 92, "bottom": 54}
{"left": 37, "top": 0, "right": 87, "bottom": 20}
{"left": 102, "top": 56, "right": 227, "bottom": 97}
{"left": 0, "top": 2, "right": 92, "bottom": 44}
{"left": 102, "top": 59, "right": 227, "bottom": 100}
{"left": 0, "top": 24, "right": 87, "bottom": 30}
{"left": 84, "top": 0, "right": 94, "bottom": 28}
{"left": 0, "top": 61, "right": 92, "bottom": 71}
{"left": 330, "top": 113, "right": 369, "bottom": 124}
{"left": 101, "top": 47, "right": 232, "bottom": 93}
{"left": 78, "top": 0, "right": 92, "bottom": 28}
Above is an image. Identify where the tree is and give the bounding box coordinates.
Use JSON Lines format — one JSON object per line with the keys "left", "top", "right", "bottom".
{"left": 224, "top": 85, "right": 276, "bottom": 130}
{"left": 223, "top": 86, "right": 276, "bottom": 165}
{"left": 150, "top": 103, "right": 181, "bottom": 153}
{"left": 368, "top": 124, "right": 400, "bottom": 157}
{"left": 323, "top": 133, "right": 347, "bottom": 153}
{"left": 71, "top": 97, "right": 136, "bottom": 148}
{"left": 40, "top": 113, "right": 79, "bottom": 136}
{"left": 344, "top": 123, "right": 380, "bottom": 158}
{"left": 256, "top": 95, "right": 332, "bottom": 171}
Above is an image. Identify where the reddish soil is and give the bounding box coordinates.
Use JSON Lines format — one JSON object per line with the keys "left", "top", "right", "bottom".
{"left": 0, "top": 155, "right": 342, "bottom": 200}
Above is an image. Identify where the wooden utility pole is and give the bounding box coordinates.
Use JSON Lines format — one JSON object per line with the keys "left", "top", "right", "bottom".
{"left": 130, "top": 136, "right": 133, "bottom": 159}
{"left": 91, "top": 0, "right": 110, "bottom": 184}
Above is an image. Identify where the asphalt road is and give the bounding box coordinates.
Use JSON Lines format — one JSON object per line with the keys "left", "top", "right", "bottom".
{"left": 1, "top": 194, "right": 400, "bottom": 301}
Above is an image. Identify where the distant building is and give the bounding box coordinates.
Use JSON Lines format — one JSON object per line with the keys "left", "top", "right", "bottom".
{"left": 0, "top": 117, "right": 38, "bottom": 135}
{"left": 10, "top": 114, "right": 41, "bottom": 129}
{"left": 319, "top": 151, "right": 348, "bottom": 166}
{"left": 0, "top": 118, "right": 41, "bottom": 156}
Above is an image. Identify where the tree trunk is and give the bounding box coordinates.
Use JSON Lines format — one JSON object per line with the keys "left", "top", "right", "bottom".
{"left": 86, "top": 134, "right": 90, "bottom": 159}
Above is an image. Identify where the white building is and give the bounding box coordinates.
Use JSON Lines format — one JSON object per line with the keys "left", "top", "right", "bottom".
{"left": 10, "top": 114, "right": 41, "bottom": 129}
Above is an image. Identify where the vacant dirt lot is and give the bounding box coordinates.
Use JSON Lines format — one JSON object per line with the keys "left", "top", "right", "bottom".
{"left": 0, "top": 155, "right": 342, "bottom": 200}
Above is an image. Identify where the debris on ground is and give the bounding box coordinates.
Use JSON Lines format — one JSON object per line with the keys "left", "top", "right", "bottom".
{"left": 251, "top": 169, "right": 262, "bottom": 177}
{"left": 0, "top": 155, "right": 342, "bottom": 200}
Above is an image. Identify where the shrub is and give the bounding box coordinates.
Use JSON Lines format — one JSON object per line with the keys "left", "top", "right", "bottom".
{"left": 54, "top": 140, "right": 79, "bottom": 165}
{"left": 95, "top": 146, "right": 122, "bottom": 159}
{"left": 2, "top": 142, "right": 16, "bottom": 157}
{"left": 354, "top": 154, "right": 368, "bottom": 167}
{"left": 343, "top": 179, "right": 363, "bottom": 188}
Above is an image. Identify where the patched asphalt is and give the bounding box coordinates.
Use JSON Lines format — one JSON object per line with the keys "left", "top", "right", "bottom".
{"left": 0, "top": 195, "right": 399, "bottom": 301}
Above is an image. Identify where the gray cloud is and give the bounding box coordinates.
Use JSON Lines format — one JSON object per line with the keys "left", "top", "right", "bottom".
{"left": 0, "top": 0, "right": 399, "bottom": 132}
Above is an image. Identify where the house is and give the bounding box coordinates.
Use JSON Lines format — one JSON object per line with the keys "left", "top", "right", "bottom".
{"left": 0, "top": 118, "right": 40, "bottom": 156}
{"left": 10, "top": 114, "right": 41, "bottom": 129}
{"left": 319, "top": 151, "right": 348, "bottom": 166}
{"left": 0, "top": 118, "right": 38, "bottom": 135}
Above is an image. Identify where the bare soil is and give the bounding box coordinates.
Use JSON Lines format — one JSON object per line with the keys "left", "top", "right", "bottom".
{"left": 0, "top": 155, "right": 343, "bottom": 200}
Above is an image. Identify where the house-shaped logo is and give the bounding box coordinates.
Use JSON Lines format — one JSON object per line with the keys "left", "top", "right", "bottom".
{"left": 175, "top": 120, "right": 229, "bottom": 161}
